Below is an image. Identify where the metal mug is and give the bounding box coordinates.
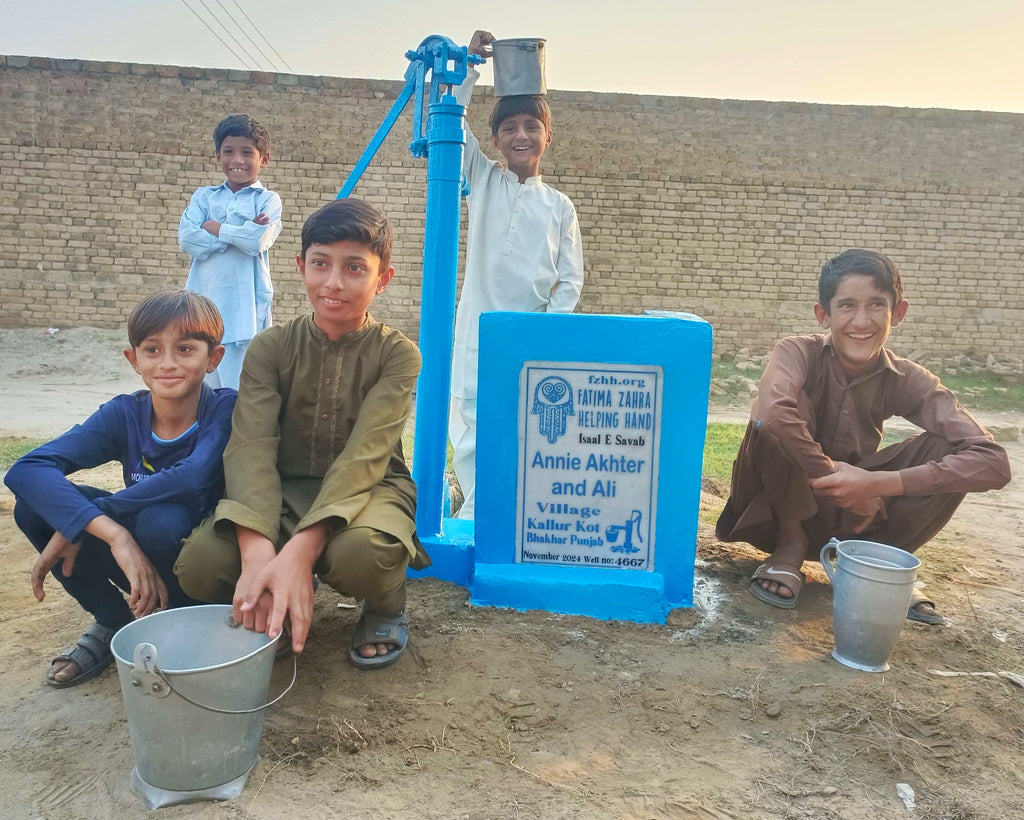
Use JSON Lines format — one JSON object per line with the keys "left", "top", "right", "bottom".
{"left": 820, "top": 538, "right": 920, "bottom": 672}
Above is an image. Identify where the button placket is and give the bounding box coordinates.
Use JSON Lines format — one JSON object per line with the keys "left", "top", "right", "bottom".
{"left": 503, "top": 188, "right": 524, "bottom": 255}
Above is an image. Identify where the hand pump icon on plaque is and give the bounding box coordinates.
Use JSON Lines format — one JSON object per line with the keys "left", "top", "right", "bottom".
{"left": 606, "top": 510, "right": 643, "bottom": 554}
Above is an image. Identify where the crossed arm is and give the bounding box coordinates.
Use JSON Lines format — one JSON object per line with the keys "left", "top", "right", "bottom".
{"left": 756, "top": 337, "right": 1008, "bottom": 531}
{"left": 755, "top": 339, "right": 904, "bottom": 531}
{"left": 179, "top": 189, "right": 282, "bottom": 259}
{"left": 809, "top": 463, "right": 904, "bottom": 531}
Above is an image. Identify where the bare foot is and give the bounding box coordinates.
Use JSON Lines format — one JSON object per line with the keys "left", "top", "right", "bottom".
{"left": 357, "top": 641, "right": 398, "bottom": 659}
{"left": 45, "top": 624, "right": 115, "bottom": 687}
{"left": 908, "top": 600, "right": 943, "bottom": 624}
{"left": 756, "top": 534, "right": 808, "bottom": 599}
{"left": 350, "top": 611, "right": 408, "bottom": 667}
{"left": 49, "top": 658, "right": 82, "bottom": 684}
{"left": 756, "top": 571, "right": 801, "bottom": 598}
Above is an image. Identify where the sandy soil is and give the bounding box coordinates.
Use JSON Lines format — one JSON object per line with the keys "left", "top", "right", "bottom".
{"left": 1, "top": 327, "right": 1023, "bottom": 820}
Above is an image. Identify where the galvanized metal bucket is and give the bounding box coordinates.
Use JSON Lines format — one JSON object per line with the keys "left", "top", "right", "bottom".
{"left": 491, "top": 37, "right": 547, "bottom": 97}
{"left": 111, "top": 605, "right": 294, "bottom": 808}
{"left": 820, "top": 538, "right": 920, "bottom": 672}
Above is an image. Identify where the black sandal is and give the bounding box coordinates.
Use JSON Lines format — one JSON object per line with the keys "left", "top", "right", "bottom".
{"left": 45, "top": 622, "right": 116, "bottom": 688}
{"left": 349, "top": 609, "right": 408, "bottom": 670}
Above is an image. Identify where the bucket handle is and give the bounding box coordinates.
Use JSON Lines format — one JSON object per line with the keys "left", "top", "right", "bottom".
{"left": 819, "top": 538, "right": 840, "bottom": 585}
{"left": 154, "top": 656, "right": 297, "bottom": 715}
{"left": 132, "top": 641, "right": 297, "bottom": 714}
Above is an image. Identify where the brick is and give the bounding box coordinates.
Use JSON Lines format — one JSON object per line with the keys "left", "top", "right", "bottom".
{"left": 0, "top": 59, "right": 1022, "bottom": 367}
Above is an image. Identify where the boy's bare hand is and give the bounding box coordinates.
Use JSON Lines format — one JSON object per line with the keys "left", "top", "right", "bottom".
{"left": 810, "top": 461, "right": 902, "bottom": 502}
{"left": 253, "top": 212, "right": 270, "bottom": 226}
{"left": 107, "top": 533, "right": 169, "bottom": 617}
{"left": 469, "top": 30, "right": 495, "bottom": 58}
{"left": 79, "top": 514, "right": 168, "bottom": 616}
{"left": 233, "top": 537, "right": 276, "bottom": 631}
{"left": 846, "top": 497, "right": 886, "bottom": 532}
{"left": 202, "top": 219, "right": 222, "bottom": 236}
{"left": 30, "top": 530, "right": 80, "bottom": 602}
{"left": 810, "top": 462, "right": 902, "bottom": 529}
{"left": 238, "top": 551, "right": 316, "bottom": 653}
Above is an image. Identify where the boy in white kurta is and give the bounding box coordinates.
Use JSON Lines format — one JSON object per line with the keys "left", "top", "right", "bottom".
{"left": 450, "top": 30, "right": 585, "bottom": 519}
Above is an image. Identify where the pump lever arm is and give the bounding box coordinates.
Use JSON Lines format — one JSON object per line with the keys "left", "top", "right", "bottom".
{"left": 336, "top": 64, "right": 418, "bottom": 199}
{"left": 337, "top": 35, "right": 481, "bottom": 198}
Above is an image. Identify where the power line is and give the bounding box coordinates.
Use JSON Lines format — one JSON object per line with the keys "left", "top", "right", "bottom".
{"left": 180, "top": 0, "right": 257, "bottom": 70}
{"left": 228, "top": 0, "right": 295, "bottom": 74}
{"left": 196, "top": 0, "right": 271, "bottom": 71}
{"left": 212, "top": 0, "right": 281, "bottom": 72}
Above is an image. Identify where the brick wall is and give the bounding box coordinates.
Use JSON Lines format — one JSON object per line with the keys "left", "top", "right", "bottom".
{"left": 2, "top": 55, "right": 1022, "bottom": 367}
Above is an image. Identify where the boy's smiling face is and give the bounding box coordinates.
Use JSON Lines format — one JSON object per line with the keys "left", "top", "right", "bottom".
{"left": 814, "top": 273, "right": 909, "bottom": 378}
{"left": 492, "top": 113, "right": 551, "bottom": 181}
{"left": 124, "top": 323, "right": 223, "bottom": 402}
{"left": 297, "top": 240, "right": 395, "bottom": 340}
{"left": 217, "top": 135, "right": 268, "bottom": 192}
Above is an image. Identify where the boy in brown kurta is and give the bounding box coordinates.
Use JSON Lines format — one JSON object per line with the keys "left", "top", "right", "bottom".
{"left": 716, "top": 249, "right": 1010, "bottom": 619}
{"left": 176, "top": 199, "right": 429, "bottom": 668}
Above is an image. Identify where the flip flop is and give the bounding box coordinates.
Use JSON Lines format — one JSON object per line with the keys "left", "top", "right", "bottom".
{"left": 907, "top": 589, "right": 944, "bottom": 625}
{"left": 749, "top": 561, "right": 806, "bottom": 610}
{"left": 46, "top": 622, "right": 116, "bottom": 688}
{"left": 349, "top": 609, "right": 408, "bottom": 670}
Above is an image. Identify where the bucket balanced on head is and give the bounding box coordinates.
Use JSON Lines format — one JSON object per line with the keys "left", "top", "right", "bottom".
{"left": 491, "top": 37, "right": 547, "bottom": 96}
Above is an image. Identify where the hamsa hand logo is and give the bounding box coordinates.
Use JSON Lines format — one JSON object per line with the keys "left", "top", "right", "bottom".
{"left": 532, "top": 376, "right": 574, "bottom": 444}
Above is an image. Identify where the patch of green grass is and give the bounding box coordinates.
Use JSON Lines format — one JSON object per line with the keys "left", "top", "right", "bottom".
{"left": 936, "top": 369, "right": 1023, "bottom": 412}
{"left": 880, "top": 427, "right": 912, "bottom": 447}
{"left": 702, "top": 422, "right": 745, "bottom": 483}
{"left": 0, "top": 437, "right": 46, "bottom": 471}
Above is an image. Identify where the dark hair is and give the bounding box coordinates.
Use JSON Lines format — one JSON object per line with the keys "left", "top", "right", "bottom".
{"left": 818, "top": 249, "right": 903, "bottom": 313}
{"left": 489, "top": 95, "right": 551, "bottom": 135}
{"left": 213, "top": 114, "right": 271, "bottom": 157}
{"left": 127, "top": 290, "right": 224, "bottom": 351}
{"left": 300, "top": 198, "right": 394, "bottom": 271}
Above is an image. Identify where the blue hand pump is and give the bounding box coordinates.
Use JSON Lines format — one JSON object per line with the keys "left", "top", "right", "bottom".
{"left": 337, "top": 36, "right": 482, "bottom": 539}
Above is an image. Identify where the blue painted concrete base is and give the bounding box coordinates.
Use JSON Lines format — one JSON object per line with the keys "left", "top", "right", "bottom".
{"left": 471, "top": 563, "right": 670, "bottom": 623}
{"left": 411, "top": 517, "right": 475, "bottom": 587}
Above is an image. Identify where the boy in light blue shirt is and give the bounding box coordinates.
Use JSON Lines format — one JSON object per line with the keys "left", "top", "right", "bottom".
{"left": 180, "top": 114, "right": 282, "bottom": 389}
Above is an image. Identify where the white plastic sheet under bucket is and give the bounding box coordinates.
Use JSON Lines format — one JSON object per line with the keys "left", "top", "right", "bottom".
{"left": 491, "top": 38, "right": 547, "bottom": 97}
{"left": 111, "top": 604, "right": 293, "bottom": 809}
{"left": 820, "top": 538, "right": 920, "bottom": 672}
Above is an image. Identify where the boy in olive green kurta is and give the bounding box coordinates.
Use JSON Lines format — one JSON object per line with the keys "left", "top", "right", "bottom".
{"left": 176, "top": 199, "right": 428, "bottom": 669}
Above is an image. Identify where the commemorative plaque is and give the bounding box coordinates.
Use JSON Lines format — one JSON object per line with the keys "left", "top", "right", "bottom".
{"left": 516, "top": 361, "right": 662, "bottom": 571}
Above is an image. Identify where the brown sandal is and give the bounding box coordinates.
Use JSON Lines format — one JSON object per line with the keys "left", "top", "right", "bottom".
{"left": 749, "top": 561, "right": 805, "bottom": 610}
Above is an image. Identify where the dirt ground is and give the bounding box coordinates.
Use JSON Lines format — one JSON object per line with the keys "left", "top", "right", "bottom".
{"left": 1, "top": 327, "right": 1023, "bottom": 820}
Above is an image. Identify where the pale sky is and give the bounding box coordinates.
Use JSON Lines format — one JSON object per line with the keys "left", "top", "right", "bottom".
{"left": 3, "top": 0, "right": 1024, "bottom": 113}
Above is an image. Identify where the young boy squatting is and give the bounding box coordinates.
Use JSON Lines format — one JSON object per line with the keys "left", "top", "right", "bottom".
{"left": 715, "top": 249, "right": 1011, "bottom": 618}
{"left": 5, "top": 291, "right": 236, "bottom": 687}
{"left": 175, "top": 199, "right": 430, "bottom": 668}
{"left": 179, "top": 114, "right": 283, "bottom": 390}
{"left": 448, "top": 29, "right": 585, "bottom": 520}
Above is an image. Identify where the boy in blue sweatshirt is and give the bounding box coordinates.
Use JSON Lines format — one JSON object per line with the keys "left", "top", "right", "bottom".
{"left": 5, "top": 290, "right": 236, "bottom": 688}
